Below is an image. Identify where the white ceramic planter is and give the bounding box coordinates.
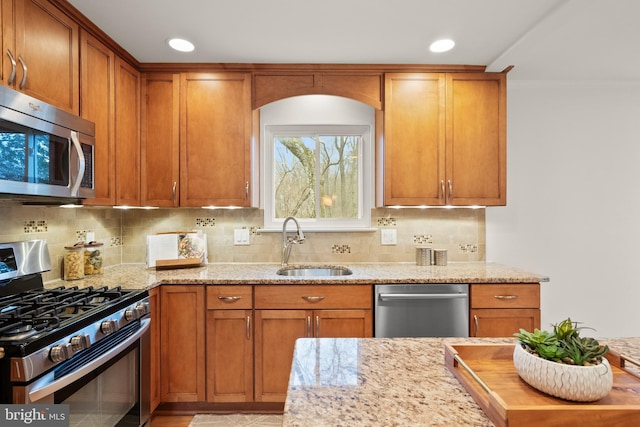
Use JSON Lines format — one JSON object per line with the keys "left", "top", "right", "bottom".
{"left": 513, "top": 342, "right": 613, "bottom": 402}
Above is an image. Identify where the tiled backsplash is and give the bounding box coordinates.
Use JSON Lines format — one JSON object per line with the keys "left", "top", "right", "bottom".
{"left": 0, "top": 201, "right": 485, "bottom": 281}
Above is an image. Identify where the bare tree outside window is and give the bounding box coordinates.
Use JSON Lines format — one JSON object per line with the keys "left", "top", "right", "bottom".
{"left": 274, "top": 134, "right": 360, "bottom": 220}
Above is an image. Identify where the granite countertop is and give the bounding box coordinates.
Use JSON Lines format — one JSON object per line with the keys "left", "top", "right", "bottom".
{"left": 46, "top": 262, "right": 549, "bottom": 290}
{"left": 282, "top": 337, "right": 640, "bottom": 426}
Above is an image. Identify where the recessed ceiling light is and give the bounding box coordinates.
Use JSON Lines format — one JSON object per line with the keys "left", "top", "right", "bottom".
{"left": 429, "top": 39, "right": 455, "bottom": 53}
{"left": 167, "top": 38, "right": 195, "bottom": 53}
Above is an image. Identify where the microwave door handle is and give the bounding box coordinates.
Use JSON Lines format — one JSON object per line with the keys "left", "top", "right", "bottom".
{"left": 69, "top": 131, "right": 85, "bottom": 197}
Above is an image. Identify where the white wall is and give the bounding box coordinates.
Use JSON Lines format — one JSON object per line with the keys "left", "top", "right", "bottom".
{"left": 486, "top": 81, "right": 640, "bottom": 338}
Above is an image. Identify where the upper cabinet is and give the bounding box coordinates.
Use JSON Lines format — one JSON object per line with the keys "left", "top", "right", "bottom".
{"left": 141, "top": 73, "right": 180, "bottom": 207}
{"left": 114, "top": 57, "right": 141, "bottom": 206}
{"left": 446, "top": 73, "right": 506, "bottom": 206}
{"left": 383, "top": 73, "right": 446, "bottom": 206}
{"left": 382, "top": 72, "right": 506, "bottom": 206}
{"left": 1, "top": 0, "right": 79, "bottom": 113}
{"left": 180, "top": 72, "right": 252, "bottom": 207}
{"left": 80, "top": 29, "right": 115, "bottom": 206}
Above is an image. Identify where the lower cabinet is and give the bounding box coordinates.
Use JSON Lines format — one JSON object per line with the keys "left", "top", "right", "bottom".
{"left": 470, "top": 283, "right": 540, "bottom": 337}
{"left": 254, "top": 285, "right": 373, "bottom": 402}
{"left": 148, "top": 287, "right": 161, "bottom": 412}
{"left": 160, "top": 285, "right": 206, "bottom": 402}
{"left": 157, "top": 284, "right": 373, "bottom": 406}
{"left": 206, "top": 286, "right": 253, "bottom": 402}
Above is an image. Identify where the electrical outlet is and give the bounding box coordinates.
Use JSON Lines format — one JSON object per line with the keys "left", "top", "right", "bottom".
{"left": 233, "top": 229, "right": 250, "bottom": 245}
{"left": 381, "top": 229, "right": 397, "bottom": 245}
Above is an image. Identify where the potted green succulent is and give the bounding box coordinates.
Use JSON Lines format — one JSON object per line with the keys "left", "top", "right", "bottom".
{"left": 513, "top": 318, "right": 613, "bottom": 401}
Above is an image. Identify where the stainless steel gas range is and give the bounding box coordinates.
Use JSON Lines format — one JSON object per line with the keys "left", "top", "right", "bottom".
{"left": 0, "top": 240, "right": 150, "bottom": 427}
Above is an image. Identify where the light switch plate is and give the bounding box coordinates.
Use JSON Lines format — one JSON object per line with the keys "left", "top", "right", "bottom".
{"left": 381, "top": 228, "right": 397, "bottom": 245}
{"left": 233, "top": 228, "right": 250, "bottom": 245}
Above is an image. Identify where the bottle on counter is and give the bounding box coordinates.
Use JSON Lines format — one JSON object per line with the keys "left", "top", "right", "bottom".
{"left": 64, "top": 243, "right": 85, "bottom": 280}
{"left": 84, "top": 241, "right": 104, "bottom": 275}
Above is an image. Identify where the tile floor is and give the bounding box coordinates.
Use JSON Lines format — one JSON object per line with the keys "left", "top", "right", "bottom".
{"left": 188, "top": 414, "right": 283, "bottom": 426}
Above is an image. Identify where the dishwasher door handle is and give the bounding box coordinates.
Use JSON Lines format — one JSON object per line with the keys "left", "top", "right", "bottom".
{"left": 378, "top": 293, "right": 467, "bottom": 301}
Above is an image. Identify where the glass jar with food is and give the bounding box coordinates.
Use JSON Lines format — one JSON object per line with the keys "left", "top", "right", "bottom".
{"left": 64, "top": 243, "right": 85, "bottom": 280}
{"left": 84, "top": 241, "right": 104, "bottom": 275}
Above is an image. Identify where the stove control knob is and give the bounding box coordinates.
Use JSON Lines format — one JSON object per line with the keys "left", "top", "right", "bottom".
{"left": 125, "top": 303, "right": 149, "bottom": 321}
{"left": 101, "top": 319, "right": 119, "bottom": 335}
{"left": 70, "top": 334, "right": 91, "bottom": 351}
{"left": 50, "top": 343, "right": 73, "bottom": 363}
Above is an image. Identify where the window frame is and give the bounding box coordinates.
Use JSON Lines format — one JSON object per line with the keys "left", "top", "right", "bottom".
{"left": 263, "top": 124, "right": 373, "bottom": 231}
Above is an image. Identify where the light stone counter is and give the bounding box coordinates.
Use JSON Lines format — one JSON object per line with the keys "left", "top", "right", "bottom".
{"left": 45, "top": 262, "right": 549, "bottom": 290}
{"left": 283, "top": 337, "right": 640, "bottom": 426}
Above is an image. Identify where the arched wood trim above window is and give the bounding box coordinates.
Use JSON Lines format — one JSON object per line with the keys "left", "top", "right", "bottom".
{"left": 253, "top": 73, "right": 383, "bottom": 110}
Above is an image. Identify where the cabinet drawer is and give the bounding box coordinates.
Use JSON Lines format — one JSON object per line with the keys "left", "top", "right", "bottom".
{"left": 207, "top": 286, "right": 253, "bottom": 309}
{"left": 255, "top": 285, "right": 372, "bottom": 309}
{"left": 470, "top": 284, "right": 539, "bottom": 309}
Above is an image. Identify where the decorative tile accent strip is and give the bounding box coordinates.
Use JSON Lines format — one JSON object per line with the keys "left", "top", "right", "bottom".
{"left": 111, "top": 236, "right": 123, "bottom": 247}
{"left": 331, "top": 244, "right": 351, "bottom": 254}
{"left": 459, "top": 244, "right": 478, "bottom": 253}
{"left": 249, "top": 226, "right": 261, "bottom": 236}
{"left": 414, "top": 234, "right": 433, "bottom": 245}
{"left": 23, "top": 220, "right": 48, "bottom": 233}
{"left": 377, "top": 217, "right": 397, "bottom": 227}
{"left": 76, "top": 230, "right": 88, "bottom": 242}
{"left": 195, "top": 217, "right": 216, "bottom": 228}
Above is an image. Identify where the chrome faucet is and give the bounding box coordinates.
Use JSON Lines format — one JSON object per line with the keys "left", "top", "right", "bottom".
{"left": 282, "top": 216, "right": 305, "bottom": 266}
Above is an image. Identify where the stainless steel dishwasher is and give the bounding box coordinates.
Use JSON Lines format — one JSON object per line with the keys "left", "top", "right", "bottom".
{"left": 374, "top": 284, "right": 469, "bottom": 337}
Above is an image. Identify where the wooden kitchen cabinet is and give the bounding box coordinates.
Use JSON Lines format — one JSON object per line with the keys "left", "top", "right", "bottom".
{"left": 160, "top": 285, "right": 206, "bottom": 402}
{"left": 80, "top": 29, "right": 115, "bottom": 206}
{"left": 1, "top": 0, "right": 79, "bottom": 113}
{"left": 141, "top": 73, "right": 180, "bottom": 207}
{"left": 470, "top": 283, "right": 540, "bottom": 337}
{"left": 148, "top": 287, "right": 161, "bottom": 412}
{"left": 114, "top": 57, "right": 141, "bottom": 206}
{"left": 180, "top": 72, "right": 252, "bottom": 207}
{"left": 382, "top": 72, "right": 506, "bottom": 206}
{"left": 383, "top": 73, "right": 445, "bottom": 206}
{"left": 254, "top": 285, "right": 372, "bottom": 402}
{"left": 445, "top": 73, "right": 506, "bottom": 206}
{"left": 206, "top": 286, "right": 253, "bottom": 402}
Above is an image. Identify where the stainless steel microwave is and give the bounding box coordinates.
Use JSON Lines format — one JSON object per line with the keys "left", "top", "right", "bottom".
{"left": 0, "top": 86, "right": 95, "bottom": 202}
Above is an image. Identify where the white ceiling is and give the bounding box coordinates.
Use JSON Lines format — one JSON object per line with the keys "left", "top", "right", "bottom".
{"left": 68, "top": 0, "right": 640, "bottom": 81}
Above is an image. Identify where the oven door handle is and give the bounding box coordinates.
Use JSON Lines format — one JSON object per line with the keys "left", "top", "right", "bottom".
{"left": 378, "top": 293, "right": 467, "bottom": 300}
{"left": 28, "top": 318, "right": 150, "bottom": 403}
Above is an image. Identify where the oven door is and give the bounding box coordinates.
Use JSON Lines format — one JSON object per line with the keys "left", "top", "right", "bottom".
{"left": 15, "top": 319, "right": 150, "bottom": 427}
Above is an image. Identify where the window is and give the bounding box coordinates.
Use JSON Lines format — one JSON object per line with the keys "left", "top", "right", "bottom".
{"left": 264, "top": 124, "right": 372, "bottom": 230}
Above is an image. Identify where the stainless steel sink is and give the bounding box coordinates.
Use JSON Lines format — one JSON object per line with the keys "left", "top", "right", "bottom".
{"left": 276, "top": 266, "right": 353, "bottom": 277}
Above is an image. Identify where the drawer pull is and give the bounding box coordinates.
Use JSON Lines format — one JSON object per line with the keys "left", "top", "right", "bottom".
{"left": 494, "top": 295, "right": 518, "bottom": 300}
{"left": 217, "top": 296, "right": 242, "bottom": 302}
{"left": 302, "top": 296, "right": 325, "bottom": 303}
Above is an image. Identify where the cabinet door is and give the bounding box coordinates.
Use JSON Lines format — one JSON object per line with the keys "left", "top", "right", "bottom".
{"left": 206, "top": 310, "right": 253, "bottom": 402}
{"left": 180, "top": 72, "right": 252, "bottom": 207}
{"left": 315, "top": 310, "right": 372, "bottom": 338}
{"left": 160, "top": 286, "right": 205, "bottom": 402}
{"left": 1, "top": 0, "right": 13, "bottom": 87}
{"left": 383, "top": 73, "right": 446, "bottom": 206}
{"left": 114, "top": 57, "right": 141, "bottom": 206}
{"left": 446, "top": 73, "right": 506, "bottom": 206}
{"left": 80, "top": 30, "right": 115, "bottom": 206}
{"left": 470, "top": 308, "right": 540, "bottom": 338}
{"left": 12, "top": 0, "right": 79, "bottom": 113}
{"left": 141, "top": 73, "right": 179, "bottom": 207}
{"left": 148, "top": 287, "right": 161, "bottom": 412}
{"left": 254, "top": 310, "right": 310, "bottom": 402}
